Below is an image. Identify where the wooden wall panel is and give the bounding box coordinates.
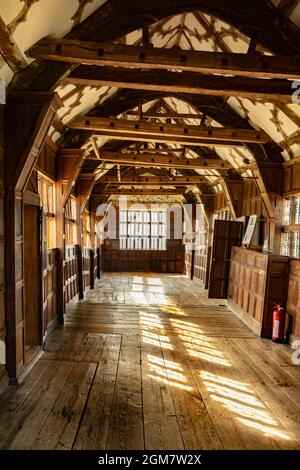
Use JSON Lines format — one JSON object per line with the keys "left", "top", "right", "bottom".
{"left": 287, "top": 260, "right": 300, "bottom": 341}
{"left": 103, "top": 240, "right": 184, "bottom": 273}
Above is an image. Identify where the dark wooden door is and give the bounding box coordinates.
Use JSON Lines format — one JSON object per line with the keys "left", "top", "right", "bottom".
{"left": 208, "top": 220, "right": 243, "bottom": 299}
{"left": 24, "top": 204, "right": 42, "bottom": 363}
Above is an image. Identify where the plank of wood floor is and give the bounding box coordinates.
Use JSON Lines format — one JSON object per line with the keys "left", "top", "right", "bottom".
{"left": 141, "top": 332, "right": 184, "bottom": 450}
{"left": 260, "top": 338, "right": 296, "bottom": 361}
{"left": 219, "top": 338, "right": 300, "bottom": 447}
{"left": 42, "top": 330, "right": 88, "bottom": 361}
{"left": 0, "top": 361, "right": 74, "bottom": 450}
{"left": 0, "top": 360, "right": 52, "bottom": 435}
{"left": 106, "top": 334, "right": 144, "bottom": 450}
{"left": 181, "top": 335, "right": 297, "bottom": 450}
{"left": 32, "top": 362, "right": 96, "bottom": 450}
{"left": 73, "top": 335, "right": 121, "bottom": 450}
{"left": 64, "top": 322, "right": 254, "bottom": 338}
{"left": 232, "top": 338, "right": 300, "bottom": 409}
{"left": 72, "top": 333, "right": 107, "bottom": 362}
{"left": 64, "top": 316, "right": 247, "bottom": 328}
{"left": 160, "top": 335, "right": 223, "bottom": 450}
{"left": 42, "top": 329, "right": 106, "bottom": 364}
{"left": 249, "top": 338, "right": 297, "bottom": 367}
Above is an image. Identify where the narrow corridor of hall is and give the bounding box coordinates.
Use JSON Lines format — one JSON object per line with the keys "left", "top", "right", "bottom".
{"left": 0, "top": 273, "right": 299, "bottom": 450}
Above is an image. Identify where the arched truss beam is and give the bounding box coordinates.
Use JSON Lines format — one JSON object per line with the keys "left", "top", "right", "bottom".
{"left": 9, "top": 0, "right": 300, "bottom": 91}
{"left": 69, "top": 89, "right": 281, "bottom": 218}
{"left": 60, "top": 89, "right": 283, "bottom": 164}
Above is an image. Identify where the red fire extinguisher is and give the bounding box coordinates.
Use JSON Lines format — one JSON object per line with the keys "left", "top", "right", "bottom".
{"left": 272, "top": 303, "right": 286, "bottom": 343}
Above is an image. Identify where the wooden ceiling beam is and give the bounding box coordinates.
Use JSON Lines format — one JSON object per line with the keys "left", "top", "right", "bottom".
{"left": 97, "top": 176, "right": 207, "bottom": 185}
{"left": 11, "top": 0, "right": 300, "bottom": 92}
{"left": 27, "top": 37, "right": 300, "bottom": 79}
{"left": 0, "top": 16, "right": 27, "bottom": 72}
{"left": 126, "top": 146, "right": 186, "bottom": 154}
{"left": 69, "top": 116, "right": 270, "bottom": 145}
{"left": 99, "top": 188, "right": 188, "bottom": 195}
{"left": 126, "top": 112, "right": 202, "bottom": 119}
{"left": 65, "top": 65, "right": 295, "bottom": 102}
{"left": 90, "top": 150, "right": 231, "bottom": 169}
{"left": 93, "top": 132, "right": 246, "bottom": 147}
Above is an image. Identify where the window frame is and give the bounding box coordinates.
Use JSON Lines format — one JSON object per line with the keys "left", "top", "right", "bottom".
{"left": 37, "top": 172, "right": 56, "bottom": 249}
{"left": 119, "top": 209, "right": 167, "bottom": 250}
{"left": 281, "top": 195, "right": 300, "bottom": 259}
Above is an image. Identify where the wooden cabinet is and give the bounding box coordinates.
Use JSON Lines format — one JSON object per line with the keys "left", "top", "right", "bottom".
{"left": 228, "top": 247, "right": 289, "bottom": 338}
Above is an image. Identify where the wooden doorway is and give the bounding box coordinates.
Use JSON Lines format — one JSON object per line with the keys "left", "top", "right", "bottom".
{"left": 23, "top": 203, "right": 42, "bottom": 363}
{"left": 208, "top": 220, "right": 243, "bottom": 299}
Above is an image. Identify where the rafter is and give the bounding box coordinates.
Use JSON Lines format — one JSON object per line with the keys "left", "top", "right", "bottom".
{"left": 60, "top": 89, "right": 282, "bottom": 164}
{"left": 64, "top": 66, "right": 294, "bottom": 102}
{"left": 27, "top": 38, "right": 300, "bottom": 79}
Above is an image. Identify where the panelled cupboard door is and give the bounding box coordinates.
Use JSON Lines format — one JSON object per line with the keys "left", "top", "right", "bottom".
{"left": 208, "top": 220, "right": 243, "bottom": 299}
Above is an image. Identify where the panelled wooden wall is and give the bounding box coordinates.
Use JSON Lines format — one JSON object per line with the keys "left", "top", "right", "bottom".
{"left": 104, "top": 241, "right": 184, "bottom": 272}
{"left": 0, "top": 106, "right": 6, "bottom": 387}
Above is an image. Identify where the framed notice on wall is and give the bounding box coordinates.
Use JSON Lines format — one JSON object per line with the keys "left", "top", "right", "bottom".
{"left": 242, "top": 214, "right": 257, "bottom": 246}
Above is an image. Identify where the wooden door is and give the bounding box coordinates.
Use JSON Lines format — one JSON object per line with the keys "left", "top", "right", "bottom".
{"left": 23, "top": 204, "right": 42, "bottom": 363}
{"left": 208, "top": 220, "right": 243, "bottom": 299}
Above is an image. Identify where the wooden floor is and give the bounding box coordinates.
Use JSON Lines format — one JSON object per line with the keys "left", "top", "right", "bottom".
{"left": 0, "top": 273, "right": 299, "bottom": 450}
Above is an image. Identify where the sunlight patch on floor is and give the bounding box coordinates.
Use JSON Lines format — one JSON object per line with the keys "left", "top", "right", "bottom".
{"left": 200, "top": 371, "right": 291, "bottom": 441}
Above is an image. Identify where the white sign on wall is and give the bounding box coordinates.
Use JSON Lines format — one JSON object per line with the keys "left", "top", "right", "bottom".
{"left": 242, "top": 214, "right": 257, "bottom": 246}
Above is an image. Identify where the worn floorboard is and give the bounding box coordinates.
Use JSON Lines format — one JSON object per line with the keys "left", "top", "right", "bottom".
{"left": 0, "top": 273, "right": 299, "bottom": 450}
